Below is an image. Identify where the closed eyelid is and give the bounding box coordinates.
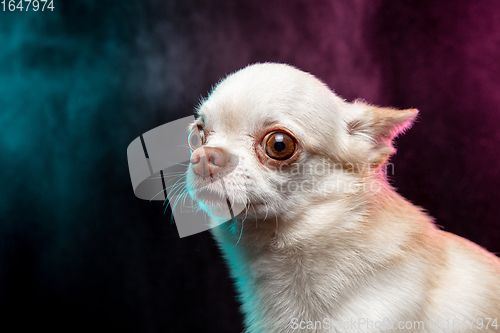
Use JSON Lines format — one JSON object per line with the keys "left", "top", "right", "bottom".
{"left": 190, "top": 118, "right": 204, "bottom": 129}
{"left": 188, "top": 122, "right": 200, "bottom": 131}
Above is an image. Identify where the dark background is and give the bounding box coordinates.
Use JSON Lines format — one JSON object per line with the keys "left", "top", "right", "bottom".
{"left": 1, "top": 0, "right": 499, "bottom": 332}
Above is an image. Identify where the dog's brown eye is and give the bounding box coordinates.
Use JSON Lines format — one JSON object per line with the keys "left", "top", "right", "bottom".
{"left": 188, "top": 125, "right": 205, "bottom": 151}
{"left": 265, "top": 132, "right": 295, "bottom": 160}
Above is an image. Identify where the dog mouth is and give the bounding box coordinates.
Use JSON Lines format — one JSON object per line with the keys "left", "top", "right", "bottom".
{"left": 190, "top": 188, "right": 244, "bottom": 219}
{"left": 192, "top": 191, "right": 275, "bottom": 222}
{"left": 195, "top": 189, "right": 232, "bottom": 207}
{"left": 196, "top": 190, "right": 266, "bottom": 207}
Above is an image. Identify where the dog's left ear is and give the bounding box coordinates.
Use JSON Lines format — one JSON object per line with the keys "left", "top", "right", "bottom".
{"left": 348, "top": 101, "right": 418, "bottom": 166}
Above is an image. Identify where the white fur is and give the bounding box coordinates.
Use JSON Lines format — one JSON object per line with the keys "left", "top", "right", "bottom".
{"left": 186, "top": 63, "right": 500, "bottom": 332}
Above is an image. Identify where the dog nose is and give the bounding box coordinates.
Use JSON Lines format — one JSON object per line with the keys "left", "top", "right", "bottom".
{"left": 190, "top": 147, "right": 229, "bottom": 178}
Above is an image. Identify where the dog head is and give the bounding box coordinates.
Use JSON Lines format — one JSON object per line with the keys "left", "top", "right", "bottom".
{"left": 186, "top": 63, "right": 417, "bottom": 224}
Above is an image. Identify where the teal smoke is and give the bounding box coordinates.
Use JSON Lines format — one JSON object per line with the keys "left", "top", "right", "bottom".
{"left": 1, "top": 9, "right": 129, "bottom": 237}
{"left": 0, "top": 3, "right": 152, "bottom": 319}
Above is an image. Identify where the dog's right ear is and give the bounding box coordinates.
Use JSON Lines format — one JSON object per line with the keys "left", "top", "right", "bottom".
{"left": 348, "top": 101, "right": 418, "bottom": 166}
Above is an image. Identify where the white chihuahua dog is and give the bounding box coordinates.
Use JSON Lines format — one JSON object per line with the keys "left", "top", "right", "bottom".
{"left": 186, "top": 63, "right": 500, "bottom": 332}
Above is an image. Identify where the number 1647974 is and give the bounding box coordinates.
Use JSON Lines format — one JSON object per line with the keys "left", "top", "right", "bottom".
{"left": 1, "top": 0, "right": 54, "bottom": 11}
